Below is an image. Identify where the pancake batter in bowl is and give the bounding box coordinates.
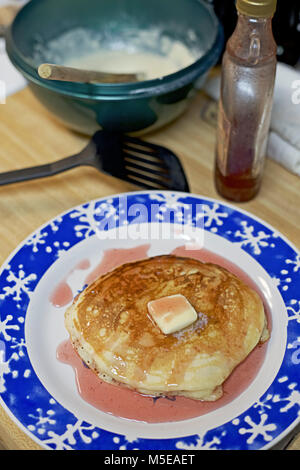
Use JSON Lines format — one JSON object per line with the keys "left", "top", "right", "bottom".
{"left": 64, "top": 43, "right": 196, "bottom": 80}
{"left": 33, "top": 27, "right": 200, "bottom": 81}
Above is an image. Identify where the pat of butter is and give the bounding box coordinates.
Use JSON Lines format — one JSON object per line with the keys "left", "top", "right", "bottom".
{"left": 147, "top": 294, "right": 197, "bottom": 335}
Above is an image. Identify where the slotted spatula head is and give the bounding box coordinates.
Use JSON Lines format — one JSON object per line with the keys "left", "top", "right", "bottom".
{"left": 92, "top": 131, "right": 190, "bottom": 192}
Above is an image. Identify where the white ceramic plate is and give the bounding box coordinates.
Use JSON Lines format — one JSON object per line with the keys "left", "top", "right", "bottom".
{"left": 0, "top": 191, "right": 299, "bottom": 450}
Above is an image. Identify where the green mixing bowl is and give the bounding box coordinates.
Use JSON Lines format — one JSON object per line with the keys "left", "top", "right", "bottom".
{"left": 6, "top": 0, "right": 223, "bottom": 135}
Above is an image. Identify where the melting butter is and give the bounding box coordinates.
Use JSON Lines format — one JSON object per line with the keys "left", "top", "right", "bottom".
{"left": 147, "top": 294, "right": 198, "bottom": 335}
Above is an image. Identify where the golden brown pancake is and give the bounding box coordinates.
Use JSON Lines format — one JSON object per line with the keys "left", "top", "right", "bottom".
{"left": 65, "top": 255, "right": 269, "bottom": 401}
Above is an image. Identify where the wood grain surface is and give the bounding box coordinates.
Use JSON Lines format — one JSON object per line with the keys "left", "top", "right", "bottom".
{"left": 0, "top": 87, "right": 299, "bottom": 450}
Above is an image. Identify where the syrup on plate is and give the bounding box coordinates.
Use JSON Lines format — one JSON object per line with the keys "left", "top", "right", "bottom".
{"left": 50, "top": 259, "right": 91, "bottom": 308}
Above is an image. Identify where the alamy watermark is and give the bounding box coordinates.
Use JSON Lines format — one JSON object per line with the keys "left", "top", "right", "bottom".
{"left": 290, "top": 339, "right": 300, "bottom": 365}
{"left": 0, "top": 80, "right": 6, "bottom": 104}
{"left": 0, "top": 340, "right": 6, "bottom": 365}
{"left": 93, "top": 196, "right": 206, "bottom": 250}
{"left": 291, "top": 80, "right": 300, "bottom": 105}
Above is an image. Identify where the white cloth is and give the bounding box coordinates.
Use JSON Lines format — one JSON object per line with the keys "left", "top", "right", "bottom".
{"left": 203, "top": 62, "right": 300, "bottom": 177}
{"left": 0, "top": 1, "right": 28, "bottom": 99}
{"left": 0, "top": 39, "right": 27, "bottom": 98}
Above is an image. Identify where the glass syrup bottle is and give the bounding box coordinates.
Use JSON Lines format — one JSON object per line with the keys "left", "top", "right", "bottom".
{"left": 214, "top": 0, "right": 277, "bottom": 202}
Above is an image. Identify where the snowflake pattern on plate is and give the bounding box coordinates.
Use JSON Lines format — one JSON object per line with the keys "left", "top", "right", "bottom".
{"left": 0, "top": 191, "right": 299, "bottom": 450}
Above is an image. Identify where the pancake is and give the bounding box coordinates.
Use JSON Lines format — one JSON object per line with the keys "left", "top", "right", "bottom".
{"left": 64, "top": 255, "right": 269, "bottom": 401}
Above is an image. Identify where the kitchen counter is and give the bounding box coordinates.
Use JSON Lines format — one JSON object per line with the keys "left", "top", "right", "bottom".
{"left": 0, "top": 87, "right": 299, "bottom": 450}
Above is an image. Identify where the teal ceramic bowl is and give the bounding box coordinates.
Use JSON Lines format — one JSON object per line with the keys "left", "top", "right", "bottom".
{"left": 6, "top": 0, "right": 223, "bottom": 135}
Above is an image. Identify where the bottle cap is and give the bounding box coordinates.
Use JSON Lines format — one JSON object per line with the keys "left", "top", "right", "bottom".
{"left": 236, "top": 0, "right": 277, "bottom": 18}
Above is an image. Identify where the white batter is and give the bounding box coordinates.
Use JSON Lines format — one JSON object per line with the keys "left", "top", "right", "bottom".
{"left": 33, "top": 27, "right": 200, "bottom": 81}
{"left": 65, "top": 43, "right": 196, "bottom": 80}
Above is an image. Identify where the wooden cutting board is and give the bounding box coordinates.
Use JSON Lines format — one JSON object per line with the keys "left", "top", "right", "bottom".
{"left": 0, "top": 87, "right": 299, "bottom": 450}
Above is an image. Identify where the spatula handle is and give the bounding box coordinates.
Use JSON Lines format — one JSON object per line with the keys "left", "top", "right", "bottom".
{"left": 0, "top": 153, "right": 87, "bottom": 186}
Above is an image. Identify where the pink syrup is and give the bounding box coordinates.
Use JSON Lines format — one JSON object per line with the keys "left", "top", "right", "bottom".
{"left": 49, "top": 259, "right": 91, "bottom": 308}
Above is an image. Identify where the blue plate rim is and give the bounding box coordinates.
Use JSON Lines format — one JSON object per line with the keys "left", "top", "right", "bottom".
{"left": 0, "top": 190, "right": 299, "bottom": 450}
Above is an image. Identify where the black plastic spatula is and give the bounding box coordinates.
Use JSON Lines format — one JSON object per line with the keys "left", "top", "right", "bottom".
{"left": 0, "top": 130, "right": 190, "bottom": 192}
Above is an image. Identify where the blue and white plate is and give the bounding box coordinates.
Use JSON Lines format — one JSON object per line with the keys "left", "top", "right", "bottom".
{"left": 0, "top": 191, "right": 299, "bottom": 450}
